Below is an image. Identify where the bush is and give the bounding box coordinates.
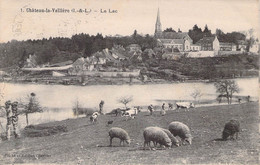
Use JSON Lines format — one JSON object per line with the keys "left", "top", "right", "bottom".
{"left": 23, "top": 125, "right": 67, "bottom": 137}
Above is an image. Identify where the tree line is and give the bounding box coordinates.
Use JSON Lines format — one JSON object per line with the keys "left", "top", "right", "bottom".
{"left": 0, "top": 25, "right": 256, "bottom": 70}
{"left": 0, "top": 31, "right": 156, "bottom": 69}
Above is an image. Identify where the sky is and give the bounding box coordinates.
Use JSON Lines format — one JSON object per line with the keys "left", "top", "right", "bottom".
{"left": 0, "top": 0, "right": 259, "bottom": 43}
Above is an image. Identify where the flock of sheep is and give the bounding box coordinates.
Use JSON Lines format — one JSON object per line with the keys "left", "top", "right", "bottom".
{"left": 89, "top": 105, "right": 240, "bottom": 149}
{"left": 108, "top": 119, "right": 240, "bottom": 149}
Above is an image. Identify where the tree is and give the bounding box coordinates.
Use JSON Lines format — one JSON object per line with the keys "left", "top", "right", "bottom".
{"left": 191, "top": 89, "right": 203, "bottom": 104}
{"left": 23, "top": 93, "right": 43, "bottom": 125}
{"left": 203, "top": 24, "right": 209, "bottom": 33}
{"left": 163, "top": 28, "right": 176, "bottom": 32}
{"left": 72, "top": 98, "right": 81, "bottom": 118}
{"left": 214, "top": 80, "right": 240, "bottom": 104}
{"left": 118, "top": 95, "right": 133, "bottom": 108}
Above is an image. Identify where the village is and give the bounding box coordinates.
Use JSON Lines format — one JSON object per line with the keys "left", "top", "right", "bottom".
{"left": 0, "top": 9, "right": 259, "bottom": 86}
{"left": 0, "top": 1, "right": 259, "bottom": 164}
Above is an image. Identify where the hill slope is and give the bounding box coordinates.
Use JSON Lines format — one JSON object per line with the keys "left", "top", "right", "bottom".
{"left": 0, "top": 102, "right": 259, "bottom": 164}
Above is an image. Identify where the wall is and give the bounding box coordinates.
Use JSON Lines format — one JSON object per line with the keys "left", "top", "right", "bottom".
{"left": 213, "top": 37, "right": 220, "bottom": 51}
{"left": 218, "top": 51, "right": 243, "bottom": 55}
{"left": 69, "top": 70, "right": 140, "bottom": 77}
{"left": 187, "top": 51, "right": 215, "bottom": 58}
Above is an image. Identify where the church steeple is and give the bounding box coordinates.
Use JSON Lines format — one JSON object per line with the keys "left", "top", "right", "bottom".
{"left": 154, "top": 8, "right": 162, "bottom": 38}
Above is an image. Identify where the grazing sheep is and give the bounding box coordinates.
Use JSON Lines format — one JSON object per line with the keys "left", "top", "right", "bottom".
{"left": 222, "top": 119, "right": 240, "bottom": 140}
{"left": 153, "top": 128, "right": 180, "bottom": 147}
{"left": 143, "top": 127, "right": 172, "bottom": 148}
{"left": 168, "top": 121, "right": 192, "bottom": 145}
{"left": 161, "top": 128, "right": 180, "bottom": 147}
{"left": 108, "top": 127, "right": 131, "bottom": 146}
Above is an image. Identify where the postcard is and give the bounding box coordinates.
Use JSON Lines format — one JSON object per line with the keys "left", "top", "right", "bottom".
{"left": 0, "top": 0, "right": 259, "bottom": 164}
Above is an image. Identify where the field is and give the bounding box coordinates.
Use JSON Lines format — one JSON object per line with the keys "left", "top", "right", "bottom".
{"left": 0, "top": 102, "right": 259, "bottom": 164}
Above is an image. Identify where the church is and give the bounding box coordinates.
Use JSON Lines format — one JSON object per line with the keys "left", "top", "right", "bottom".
{"left": 154, "top": 9, "right": 200, "bottom": 52}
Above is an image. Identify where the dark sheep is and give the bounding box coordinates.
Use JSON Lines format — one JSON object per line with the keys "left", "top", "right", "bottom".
{"left": 222, "top": 119, "right": 240, "bottom": 140}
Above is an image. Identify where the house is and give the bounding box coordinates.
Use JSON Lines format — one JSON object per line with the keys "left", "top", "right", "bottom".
{"left": 196, "top": 36, "right": 220, "bottom": 51}
{"left": 110, "top": 48, "right": 129, "bottom": 61}
{"left": 49, "top": 60, "right": 74, "bottom": 67}
{"left": 249, "top": 41, "right": 259, "bottom": 54}
{"left": 24, "top": 54, "right": 37, "bottom": 68}
{"left": 143, "top": 48, "right": 156, "bottom": 58}
{"left": 92, "top": 51, "right": 107, "bottom": 64}
{"left": 237, "top": 40, "right": 247, "bottom": 52}
{"left": 126, "top": 44, "right": 141, "bottom": 52}
{"left": 157, "top": 38, "right": 191, "bottom": 52}
{"left": 74, "top": 57, "right": 93, "bottom": 71}
{"left": 161, "top": 32, "right": 193, "bottom": 44}
{"left": 129, "top": 50, "right": 142, "bottom": 61}
{"left": 219, "top": 42, "right": 237, "bottom": 51}
{"left": 162, "top": 52, "right": 182, "bottom": 60}
{"left": 190, "top": 44, "right": 201, "bottom": 51}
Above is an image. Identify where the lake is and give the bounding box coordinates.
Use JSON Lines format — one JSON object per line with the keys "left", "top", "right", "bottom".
{"left": 0, "top": 77, "right": 258, "bottom": 128}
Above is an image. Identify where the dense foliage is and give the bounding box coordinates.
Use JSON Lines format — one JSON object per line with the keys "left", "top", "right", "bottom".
{"left": 0, "top": 31, "right": 156, "bottom": 68}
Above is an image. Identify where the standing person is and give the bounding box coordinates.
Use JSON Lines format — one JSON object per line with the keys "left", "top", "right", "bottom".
{"left": 99, "top": 100, "right": 104, "bottom": 114}
{"left": 148, "top": 104, "right": 154, "bottom": 115}
{"left": 161, "top": 103, "right": 166, "bottom": 116}
{"left": 5, "top": 100, "right": 12, "bottom": 140}
{"left": 247, "top": 95, "right": 250, "bottom": 102}
{"left": 11, "top": 101, "right": 20, "bottom": 138}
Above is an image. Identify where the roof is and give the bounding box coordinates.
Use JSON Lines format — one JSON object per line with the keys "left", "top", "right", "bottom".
{"left": 219, "top": 42, "right": 236, "bottom": 46}
{"left": 196, "top": 36, "right": 216, "bottom": 44}
{"left": 162, "top": 32, "right": 190, "bottom": 40}
{"left": 102, "top": 49, "right": 117, "bottom": 62}
{"left": 143, "top": 48, "right": 155, "bottom": 54}
{"left": 171, "top": 39, "right": 185, "bottom": 44}
{"left": 158, "top": 39, "right": 185, "bottom": 44}
{"left": 126, "top": 44, "right": 141, "bottom": 48}
{"left": 190, "top": 44, "right": 201, "bottom": 47}
{"left": 49, "top": 60, "right": 73, "bottom": 67}
{"left": 110, "top": 49, "right": 128, "bottom": 59}
{"left": 237, "top": 40, "right": 247, "bottom": 45}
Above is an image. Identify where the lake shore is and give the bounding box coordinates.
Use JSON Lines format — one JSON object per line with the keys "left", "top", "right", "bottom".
{"left": 1, "top": 75, "right": 258, "bottom": 86}
{"left": 0, "top": 102, "right": 258, "bottom": 164}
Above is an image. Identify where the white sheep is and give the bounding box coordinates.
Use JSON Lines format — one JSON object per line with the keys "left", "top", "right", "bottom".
{"left": 168, "top": 121, "right": 193, "bottom": 145}
{"left": 143, "top": 127, "right": 172, "bottom": 148}
{"left": 160, "top": 128, "right": 180, "bottom": 147}
{"left": 108, "top": 127, "right": 131, "bottom": 146}
{"left": 153, "top": 128, "right": 180, "bottom": 147}
{"left": 90, "top": 112, "right": 99, "bottom": 123}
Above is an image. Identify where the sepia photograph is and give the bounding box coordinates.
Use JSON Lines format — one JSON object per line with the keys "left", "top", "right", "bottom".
{"left": 0, "top": 0, "right": 259, "bottom": 164}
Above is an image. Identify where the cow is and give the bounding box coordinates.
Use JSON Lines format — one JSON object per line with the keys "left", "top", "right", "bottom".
{"left": 121, "top": 107, "right": 140, "bottom": 120}
{"left": 176, "top": 102, "right": 194, "bottom": 111}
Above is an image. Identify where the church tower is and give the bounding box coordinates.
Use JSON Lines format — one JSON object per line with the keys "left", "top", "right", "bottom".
{"left": 154, "top": 8, "right": 162, "bottom": 38}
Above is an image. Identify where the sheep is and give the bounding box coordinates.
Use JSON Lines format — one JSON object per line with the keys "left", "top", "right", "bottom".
{"left": 168, "top": 121, "right": 193, "bottom": 145}
{"left": 143, "top": 127, "right": 172, "bottom": 148}
{"left": 108, "top": 127, "right": 131, "bottom": 146}
{"left": 153, "top": 128, "right": 180, "bottom": 147}
{"left": 222, "top": 119, "right": 240, "bottom": 140}
{"left": 90, "top": 112, "right": 99, "bottom": 124}
{"left": 90, "top": 114, "right": 98, "bottom": 123}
